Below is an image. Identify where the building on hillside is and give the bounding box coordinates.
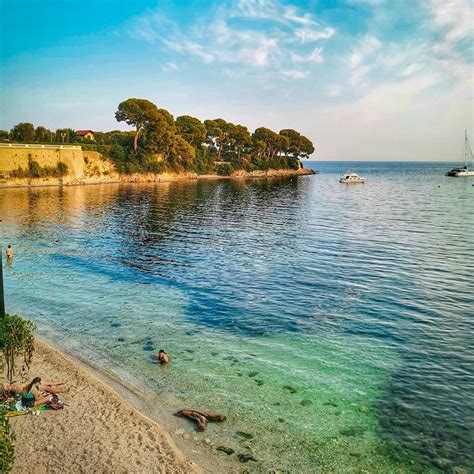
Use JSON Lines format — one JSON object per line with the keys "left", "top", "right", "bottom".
{"left": 75, "top": 130, "right": 95, "bottom": 141}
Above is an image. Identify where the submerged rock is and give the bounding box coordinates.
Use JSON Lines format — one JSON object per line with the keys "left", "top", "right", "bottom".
{"left": 278, "top": 418, "right": 285, "bottom": 423}
{"left": 248, "top": 371, "right": 259, "bottom": 377}
{"left": 236, "top": 431, "right": 254, "bottom": 440}
{"left": 339, "top": 426, "right": 366, "bottom": 437}
{"left": 255, "top": 379, "right": 264, "bottom": 386}
{"left": 143, "top": 344, "right": 155, "bottom": 351}
{"left": 238, "top": 454, "right": 258, "bottom": 463}
{"left": 323, "top": 401, "right": 338, "bottom": 407}
{"left": 211, "top": 351, "right": 218, "bottom": 356}
{"left": 217, "top": 446, "right": 235, "bottom": 455}
{"left": 110, "top": 323, "right": 121, "bottom": 328}
{"left": 283, "top": 385, "right": 297, "bottom": 394}
{"left": 117, "top": 337, "right": 125, "bottom": 342}
{"left": 301, "top": 399, "right": 313, "bottom": 406}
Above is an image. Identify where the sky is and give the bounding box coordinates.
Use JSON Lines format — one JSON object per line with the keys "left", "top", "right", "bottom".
{"left": 0, "top": 0, "right": 473, "bottom": 161}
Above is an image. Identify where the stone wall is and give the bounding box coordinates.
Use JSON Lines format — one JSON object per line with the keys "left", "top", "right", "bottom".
{"left": 0, "top": 144, "right": 85, "bottom": 178}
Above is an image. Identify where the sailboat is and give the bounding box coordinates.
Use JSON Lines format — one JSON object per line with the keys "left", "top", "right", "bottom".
{"left": 446, "top": 130, "right": 474, "bottom": 177}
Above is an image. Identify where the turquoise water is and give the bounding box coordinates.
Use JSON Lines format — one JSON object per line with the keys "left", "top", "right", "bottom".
{"left": 1, "top": 162, "right": 473, "bottom": 472}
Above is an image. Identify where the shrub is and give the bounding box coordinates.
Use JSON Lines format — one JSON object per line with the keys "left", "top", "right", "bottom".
{"left": 28, "top": 159, "right": 42, "bottom": 178}
{"left": 9, "top": 159, "right": 68, "bottom": 179}
{"left": 0, "top": 404, "right": 15, "bottom": 473}
{"left": 216, "top": 163, "right": 235, "bottom": 176}
{"left": 55, "top": 162, "right": 69, "bottom": 177}
{"left": 0, "top": 314, "right": 36, "bottom": 383}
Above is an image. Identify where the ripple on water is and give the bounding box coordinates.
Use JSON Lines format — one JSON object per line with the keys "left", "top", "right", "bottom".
{"left": 1, "top": 161, "right": 473, "bottom": 472}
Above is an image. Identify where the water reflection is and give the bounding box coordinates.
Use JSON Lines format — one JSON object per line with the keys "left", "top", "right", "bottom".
{"left": 1, "top": 165, "right": 473, "bottom": 471}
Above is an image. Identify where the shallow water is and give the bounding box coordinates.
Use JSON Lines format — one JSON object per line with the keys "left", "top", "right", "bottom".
{"left": 1, "top": 162, "right": 473, "bottom": 472}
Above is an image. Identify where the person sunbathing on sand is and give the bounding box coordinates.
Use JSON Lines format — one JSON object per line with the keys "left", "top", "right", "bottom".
{"left": 2, "top": 378, "right": 66, "bottom": 397}
{"left": 157, "top": 350, "right": 169, "bottom": 364}
{"left": 21, "top": 377, "right": 54, "bottom": 408}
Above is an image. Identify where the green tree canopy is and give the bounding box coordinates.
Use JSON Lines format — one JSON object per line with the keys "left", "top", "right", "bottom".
{"left": 280, "top": 129, "right": 315, "bottom": 159}
{"left": 176, "top": 115, "right": 206, "bottom": 147}
{"left": 10, "top": 122, "right": 35, "bottom": 142}
{"left": 115, "top": 98, "right": 161, "bottom": 151}
{"left": 35, "top": 126, "right": 51, "bottom": 143}
{"left": 54, "top": 128, "right": 69, "bottom": 143}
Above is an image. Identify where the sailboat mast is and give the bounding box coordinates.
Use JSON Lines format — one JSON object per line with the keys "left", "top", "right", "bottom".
{"left": 465, "top": 129, "right": 468, "bottom": 167}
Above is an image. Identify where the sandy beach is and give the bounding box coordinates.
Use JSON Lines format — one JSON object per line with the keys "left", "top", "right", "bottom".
{"left": 9, "top": 338, "right": 201, "bottom": 474}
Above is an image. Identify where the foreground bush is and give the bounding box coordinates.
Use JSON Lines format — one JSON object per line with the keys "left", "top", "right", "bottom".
{"left": 0, "top": 404, "right": 15, "bottom": 472}
{"left": 0, "top": 314, "right": 36, "bottom": 383}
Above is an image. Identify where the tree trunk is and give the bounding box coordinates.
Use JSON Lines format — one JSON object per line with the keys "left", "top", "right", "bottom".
{"left": 134, "top": 127, "right": 139, "bottom": 152}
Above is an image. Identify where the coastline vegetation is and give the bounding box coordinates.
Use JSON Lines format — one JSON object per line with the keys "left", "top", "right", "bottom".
{"left": 1, "top": 98, "right": 314, "bottom": 176}
{"left": 9, "top": 155, "right": 68, "bottom": 179}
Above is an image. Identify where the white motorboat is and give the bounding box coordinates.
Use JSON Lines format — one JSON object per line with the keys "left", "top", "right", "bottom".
{"left": 446, "top": 130, "right": 474, "bottom": 177}
{"left": 339, "top": 171, "right": 365, "bottom": 183}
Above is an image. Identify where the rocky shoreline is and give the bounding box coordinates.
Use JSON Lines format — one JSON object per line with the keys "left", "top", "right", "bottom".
{"left": 0, "top": 166, "right": 314, "bottom": 189}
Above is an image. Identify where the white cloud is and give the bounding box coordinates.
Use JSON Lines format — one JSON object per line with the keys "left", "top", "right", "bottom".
{"left": 292, "top": 47, "right": 323, "bottom": 63}
{"left": 127, "top": 0, "right": 335, "bottom": 79}
{"left": 427, "top": 0, "right": 473, "bottom": 44}
{"left": 399, "top": 63, "right": 425, "bottom": 77}
{"left": 282, "top": 69, "right": 308, "bottom": 79}
{"left": 294, "top": 27, "right": 335, "bottom": 43}
{"left": 349, "top": 35, "right": 382, "bottom": 68}
{"left": 162, "top": 61, "right": 178, "bottom": 72}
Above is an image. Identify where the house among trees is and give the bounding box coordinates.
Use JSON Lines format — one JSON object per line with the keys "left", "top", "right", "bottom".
{"left": 75, "top": 130, "right": 95, "bottom": 141}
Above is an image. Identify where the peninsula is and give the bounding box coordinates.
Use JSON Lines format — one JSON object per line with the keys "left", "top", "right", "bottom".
{"left": 0, "top": 98, "right": 314, "bottom": 187}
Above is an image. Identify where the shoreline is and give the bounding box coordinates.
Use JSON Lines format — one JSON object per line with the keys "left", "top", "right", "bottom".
{"left": 10, "top": 336, "right": 233, "bottom": 473}
{"left": 0, "top": 167, "right": 315, "bottom": 189}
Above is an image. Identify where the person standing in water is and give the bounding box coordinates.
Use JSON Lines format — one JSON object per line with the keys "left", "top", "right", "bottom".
{"left": 5, "top": 245, "right": 13, "bottom": 265}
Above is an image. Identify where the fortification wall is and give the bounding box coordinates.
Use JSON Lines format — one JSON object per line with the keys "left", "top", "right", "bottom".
{"left": 0, "top": 144, "right": 85, "bottom": 178}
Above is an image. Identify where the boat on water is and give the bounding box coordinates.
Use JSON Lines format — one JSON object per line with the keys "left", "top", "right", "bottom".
{"left": 339, "top": 171, "right": 365, "bottom": 183}
{"left": 446, "top": 130, "right": 474, "bottom": 177}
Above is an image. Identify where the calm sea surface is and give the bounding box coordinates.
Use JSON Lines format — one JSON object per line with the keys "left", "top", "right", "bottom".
{"left": 1, "top": 161, "right": 473, "bottom": 472}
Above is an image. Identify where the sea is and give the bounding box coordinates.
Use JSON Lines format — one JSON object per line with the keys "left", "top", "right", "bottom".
{"left": 1, "top": 161, "right": 473, "bottom": 473}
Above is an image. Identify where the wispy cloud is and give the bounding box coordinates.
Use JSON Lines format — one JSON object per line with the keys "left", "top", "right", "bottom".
{"left": 127, "top": 0, "right": 335, "bottom": 80}
{"left": 282, "top": 69, "right": 308, "bottom": 79}
{"left": 348, "top": 35, "right": 382, "bottom": 69}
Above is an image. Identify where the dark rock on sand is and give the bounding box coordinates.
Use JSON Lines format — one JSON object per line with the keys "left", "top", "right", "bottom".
{"left": 111, "top": 323, "right": 121, "bottom": 328}
{"left": 323, "top": 401, "right": 338, "bottom": 407}
{"left": 143, "top": 344, "right": 155, "bottom": 351}
{"left": 238, "top": 454, "right": 258, "bottom": 463}
{"left": 217, "top": 446, "right": 235, "bottom": 455}
{"left": 278, "top": 418, "right": 285, "bottom": 423}
{"left": 255, "top": 379, "right": 264, "bottom": 386}
{"left": 283, "top": 385, "right": 297, "bottom": 394}
{"left": 117, "top": 337, "right": 125, "bottom": 342}
{"left": 236, "top": 431, "right": 254, "bottom": 440}
{"left": 248, "top": 371, "right": 259, "bottom": 377}
{"left": 301, "top": 399, "right": 313, "bottom": 406}
{"left": 185, "top": 348, "right": 195, "bottom": 353}
{"left": 211, "top": 351, "right": 218, "bottom": 356}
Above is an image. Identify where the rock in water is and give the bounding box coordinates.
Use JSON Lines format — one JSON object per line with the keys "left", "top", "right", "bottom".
{"left": 283, "top": 385, "right": 297, "bottom": 394}
{"left": 236, "top": 431, "right": 254, "bottom": 440}
{"left": 238, "top": 454, "right": 258, "bottom": 463}
{"left": 301, "top": 399, "right": 313, "bottom": 406}
{"left": 217, "top": 446, "right": 235, "bottom": 455}
{"left": 248, "top": 371, "right": 259, "bottom": 377}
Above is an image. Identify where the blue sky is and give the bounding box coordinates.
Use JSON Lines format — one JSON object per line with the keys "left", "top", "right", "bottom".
{"left": 1, "top": 0, "right": 473, "bottom": 160}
